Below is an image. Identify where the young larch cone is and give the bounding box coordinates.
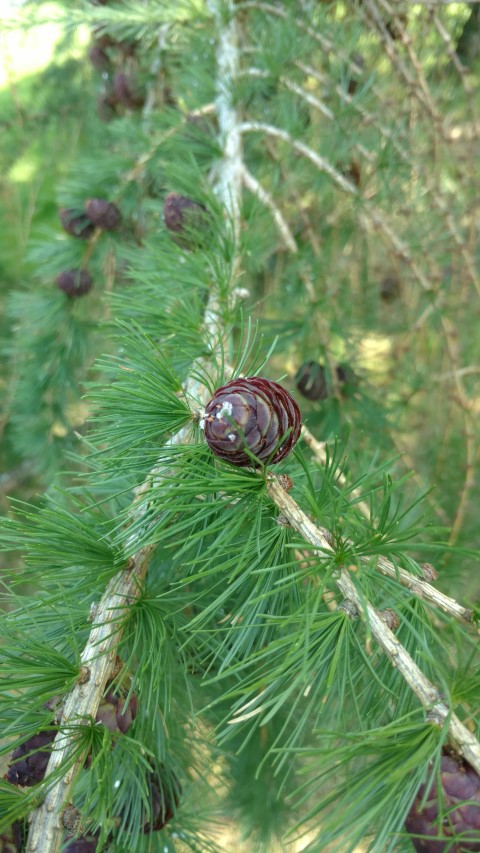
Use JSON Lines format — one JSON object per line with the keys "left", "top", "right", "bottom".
{"left": 63, "top": 835, "right": 99, "bottom": 852}
{"left": 380, "top": 273, "right": 401, "bottom": 302}
{"left": 163, "top": 192, "right": 210, "bottom": 249}
{"left": 295, "top": 361, "right": 328, "bottom": 401}
{"left": 296, "top": 361, "right": 357, "bottom": 401}
{"left": 113, "top": 71, "right": 145, "bottom": 109}
{"left": 56, "top": 269, "right": 93, "bottom": 298}
{"left": 142, "top": 772, "right": 181, "bottom": 833}
{"left": 405, "top": 753, "right": 480, "bottom": 851}
{"left": 4, "top": 727, "right": 56, "bottom": 787}
{"left": 0, "top": 822, "right": 23, "bottom": 853}
{"left": 95, "top": 690, "right": 138, "bottom": 735}
{"left": 59, "top": 208, "right": 95, "bottom": 239}
{"left": 115, "top": 768, "right": 181, "bottom": 834}
{"left": 85, "top": 198, "right": 121, "bottom": 231}
{"left": 203, "top": 377, "right": 301, "bottom": 467}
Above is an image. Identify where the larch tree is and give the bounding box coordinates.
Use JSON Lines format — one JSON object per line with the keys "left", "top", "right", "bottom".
{"left": 1, "top": 2, "right": 480, "bottom": 852}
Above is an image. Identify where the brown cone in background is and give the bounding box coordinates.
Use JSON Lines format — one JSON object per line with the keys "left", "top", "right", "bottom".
{"left": 163, "top": 192, "right": 211, "bottom": 249}
{"left": 380, "top": 274, "right": 401, "bottom": 302}
{"left": 95, "top": 690, "right": 138, "bottom": 735}
{"left": 56, "top": 269, "right": 93, "bottom": 299}
{"left": 63, "top": 835, "right": 99, "bottom": 852}
{"left": 4, "top": 727, "right": 56, "bottom": 787}
{"left": 113, "top": 72, "right": 145, "bottom": 109}
{"left": 295, "top": 361, "right": 328, "bottom": 401}
{"left": 405, "top": 753, "right": 480, "bottom": 851}
{"left": 59, "top": 208, "right": 95, "bottom": 240}
{"left": 142, "top": 772, "right": 180, "bottom": 833}
{"left": 85, "top": 199, "right": 121, "bottom": 231}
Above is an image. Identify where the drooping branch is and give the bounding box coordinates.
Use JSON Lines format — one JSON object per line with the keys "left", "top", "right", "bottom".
{"left": 25, "top": 544, "right": 153, "bottom": 852}
{"left": 239, "top": 120, "right": 358, "bottom": 193}
{"left": 265, "top": 474, "right": 480, "bottom": 776}
{"left": 238, "top": 120, "right": 434, "bottom": 292}
{"left": 26, "top": 4, "right": 243, "bottom": 851}
{"left": 301, "top": 425, "right": 475, "bottom": 628}
{"left": 241, "top": 164, "right": 298, "bottom": 253}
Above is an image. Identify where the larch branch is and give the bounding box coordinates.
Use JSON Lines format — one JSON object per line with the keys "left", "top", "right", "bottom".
{"left": 241, "top": 165, "right": 298, "bottom": 253}
{"left": 266, "top": 474, "right": 480, "bottom": 775}
{"left": 26, "top": 3, "right": 243, "bottom": 850}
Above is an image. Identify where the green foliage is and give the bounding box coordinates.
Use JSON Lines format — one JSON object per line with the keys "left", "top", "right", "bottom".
{"left": 1, "top": 1, "right": 480, "bottom": 851}
{"left": 291, "top": 716, "right": 443, "bottom": 852}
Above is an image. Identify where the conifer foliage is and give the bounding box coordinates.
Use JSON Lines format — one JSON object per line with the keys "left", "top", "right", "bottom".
{"left": 1, "top": 1, "right": 480, "bottom": 851}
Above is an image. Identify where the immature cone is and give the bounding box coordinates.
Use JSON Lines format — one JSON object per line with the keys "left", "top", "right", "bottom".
{"left": 4, "top": 727, "right": 56, "bottom": 787}
{"left": 296, "top": 361, "right": 357, "bottom": 401}
{"left": 59, "top": 208, "right": 95, "bottom": 239}
{"left": 163, "top": 192, "right": 210, "bottom": 249}
{"left": 85, "top": 198, "right": 121, "bottom": 231}
{"left": 204, "top": 377, "right": 301, "bottom": 467}
{"left": 141, "top": 771, "right": 181, "bottom": 833}
{"left": 88, "top": 43, "right": 111, "bottom": 71}
{"left": 0, "top": 823, "right": 23, "bottom": 853}
{"left": 56, "top": 269, "right": 93, "bottom": 299}
{"left": 115, "top": 768, "right": 181, "bottom": 834}
{"left": 380, "top": 274, "right": 401, "bottom": 302}
{"left": 63, "top": 835, "right": 98, "bottom": 852}
{"left": 295, "top": 361, "right": 328, "bottom": 401}
{"left": 96, "top": 690, "right": 138, "bottom": 735}
{"left": 405, "top": 753, "right": 480, "bottom": 851}
{"left": 113, "top": 71, "right": 145, "bottom": 109}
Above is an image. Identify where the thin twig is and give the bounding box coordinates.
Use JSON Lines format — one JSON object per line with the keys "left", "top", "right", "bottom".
{"left": 239, "top": 120, "right": 433, "bottom": 292}
{"left": 301, "top": 425, "right": 371, "bottom": 519}
{"left": 239, "top": 120, "right": 358, "bottom": 193}
{"left": 265, "top": 475, "right": 480, "bottom": 775}
{"left": 241, "top": 164, "right": 298, "bottom": 253}
{"left": 293, "top": 57, "right": 480, "bottom": 298}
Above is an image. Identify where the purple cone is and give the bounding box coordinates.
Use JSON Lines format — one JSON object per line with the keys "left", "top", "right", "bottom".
{"left": 204, "top": 377, "right": 301, "bottom": 467}
{"left": 85, "top": 199, "right": 121, "bottom": 231}
{"left": 56, "top": 269, "right": 93, "bottom": 298}
{"left": 59, "top": 208, "right": 95, "bottom": 239}
{"left": 406, "top": 754, "right": 480, "bottom": 851}
{"left": 96, "top": 690, "right": 138, "bottom": 735}
{"left": 163, "top": 192, "right": 210, "bottom": 249}
{"left": 5, "top": 727, "right": 56, "bottom": 787}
